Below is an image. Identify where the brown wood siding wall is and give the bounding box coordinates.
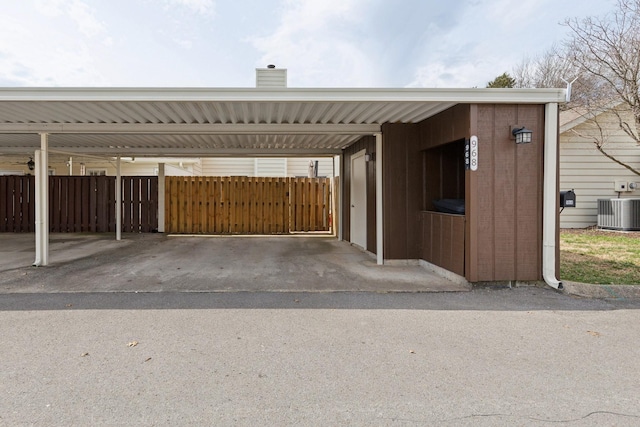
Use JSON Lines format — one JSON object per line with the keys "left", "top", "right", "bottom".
{"left": 471, "top": 104, "right": 544, "bottom": 281}
{"left": 342, "top": 103, "right": 546, "bottom": 282}
{"left": 420, "top": 211, "right": 465, "bottom": 276}
{"left": 380, "top": 105, "right": 470, "bottom": 260}
{"left": 418, "top": 104, "right": 471, "bottom": 151}
{"left": 342, "top": 136, "right": 377, "bottom": 253}
{"left": 381, "top": 123, "right": 420, "bottom": 259}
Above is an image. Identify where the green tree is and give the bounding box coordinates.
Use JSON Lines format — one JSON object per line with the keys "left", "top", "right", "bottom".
{"left": 486, "top": 72, "right": 516, "bottom": 88}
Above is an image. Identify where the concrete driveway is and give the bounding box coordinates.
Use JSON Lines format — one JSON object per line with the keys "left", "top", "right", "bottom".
{"left": 0, "top": 233, "right": 470, "bottom": 293}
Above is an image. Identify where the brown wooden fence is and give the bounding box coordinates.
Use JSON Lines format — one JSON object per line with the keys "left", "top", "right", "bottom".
{"left": 0, "top": 176, "right": 157, "bottom": 233}
{"left": 0, "top": 175, "right": 35, "bottom": 232}
{"left": 121, "top": 176, "right": 158, "bottom": 233}
{"left": 165, "top": 176, "right": 331, "bottom": 234}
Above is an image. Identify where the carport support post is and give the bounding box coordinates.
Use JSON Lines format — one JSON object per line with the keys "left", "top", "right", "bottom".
{"left": 116, "top": 156, "right": 122, "bottom": 241}
{"left": 375, "top": 132, "right": 383, "bottom": 265}
{"left": 158, "top": 163, "right": 165, "bottom": 232}
{"left": 33, "top": 133, "right": 49, "bottom": 266}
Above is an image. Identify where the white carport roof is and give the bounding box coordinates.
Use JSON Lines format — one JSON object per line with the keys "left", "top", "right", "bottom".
{"left": 0, "top": 87, "right": 566, "bottom": 157}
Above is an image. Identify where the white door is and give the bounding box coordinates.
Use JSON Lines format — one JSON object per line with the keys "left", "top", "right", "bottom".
{"left": 350, "top": 150, "right": 367, "bottom": 249}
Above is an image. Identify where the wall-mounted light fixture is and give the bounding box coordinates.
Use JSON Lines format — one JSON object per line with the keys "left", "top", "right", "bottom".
{"left": 27, "top": 157, "right": 35, "bottom": 171}
{"left": 365, "top": 153, "right": 375, "bottom": 162}
{"left": 511, "top": 126, "right": 533, "bottom": 144}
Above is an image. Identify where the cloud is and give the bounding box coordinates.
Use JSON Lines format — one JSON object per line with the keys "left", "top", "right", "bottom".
{"left": 249, "top": 0, "right": 378, "bottom": 87}
{"left": 34, "top": 0, "right": 105, "bottom": 37}
{"left": 163, "top": 0, "right": 215, "bottom": 16}
{"left": 0, "top": 2, "right": 108, "bottom": 86}
{"left": 67, "top": 1, "right": 106, "bottom": 37}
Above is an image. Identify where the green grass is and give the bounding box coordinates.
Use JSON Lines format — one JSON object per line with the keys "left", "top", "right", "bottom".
{"left": 560, "top": 229, "right": 640, "bottom": 285}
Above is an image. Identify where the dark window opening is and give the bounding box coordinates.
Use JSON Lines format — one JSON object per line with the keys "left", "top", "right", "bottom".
{"left": 422, "top": 139, "right": 466, "bottom": 214}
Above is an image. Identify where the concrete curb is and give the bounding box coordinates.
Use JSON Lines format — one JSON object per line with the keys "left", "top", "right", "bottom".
{"left": 562, "top": 281, "right": 640, "bottom": 300}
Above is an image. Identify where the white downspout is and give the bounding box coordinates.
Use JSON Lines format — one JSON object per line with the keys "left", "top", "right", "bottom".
{"left": 543, "top": 103, "right": 563, "bottom": 290}
{"left": 116, "top": 156, "right": 122, "bottom": 241}
{"left": 375, "top": 132, "right": 384, "bottom": 265}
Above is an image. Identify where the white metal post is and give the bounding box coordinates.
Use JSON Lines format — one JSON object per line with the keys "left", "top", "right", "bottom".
{"left": 33, "top": 133, "right": 50, "bottom": 266}
{"left": 337, "top": 154, "right": 344, "bottom": 241}
{"left": 158, "top": 163, "right": 165, "bottom": 232}
{"left": 116, "top": 156, "right": 122, "bottom": 241}
{"left": 33, "top": 149, "right": 42, "bottom": 266}
{"left": 41, "top": 134, "right": 49, "bottom": 266}
{"left": 375, "top": 132, "right": 383, "bottom": 265}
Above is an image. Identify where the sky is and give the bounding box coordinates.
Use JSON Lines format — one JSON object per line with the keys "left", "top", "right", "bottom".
{"left": 0, "top": 0, "right": 619, "bottom": 89}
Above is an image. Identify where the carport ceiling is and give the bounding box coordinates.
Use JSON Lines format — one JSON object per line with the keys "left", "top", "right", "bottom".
{"left": 0, "top": 87, "right": 567, "bottom": 156}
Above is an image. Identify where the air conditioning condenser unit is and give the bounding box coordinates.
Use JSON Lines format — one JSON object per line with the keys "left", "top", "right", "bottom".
{"left": 597, "top": 199, "right": 640, "bottom": 231}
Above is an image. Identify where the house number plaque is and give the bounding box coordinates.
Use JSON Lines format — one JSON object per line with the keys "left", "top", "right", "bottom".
{"left": 465, "top": 136, "right": 478, "bottom": 171}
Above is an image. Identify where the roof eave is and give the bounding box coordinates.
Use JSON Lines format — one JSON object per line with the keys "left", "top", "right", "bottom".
{"left": 0, "top": 87, "right": 568, "bottom": 104}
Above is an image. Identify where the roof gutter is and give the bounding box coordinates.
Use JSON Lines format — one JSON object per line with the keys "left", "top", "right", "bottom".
{"left": 0, "top": 87, "right": 567, "bottom": 103}
{"left": 542, "top": 102, "right": 563, "bottom": 290}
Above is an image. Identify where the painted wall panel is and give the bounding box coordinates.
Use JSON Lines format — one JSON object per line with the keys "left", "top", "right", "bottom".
{"left": 473, "top": 104, "right": 545, "bottom": 282}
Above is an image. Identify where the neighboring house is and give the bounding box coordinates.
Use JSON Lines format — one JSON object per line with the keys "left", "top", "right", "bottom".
{"left": 200, "top": 157, "right": 335, "bottom": 177}
{"left": 0, "top": 156, "right": 335, "bottom": 178}
{"left": 0, "top": 157, "right": 198, "bottom": 177}
{"left": 560, "top": 108, "right": 640, "bottom": 228}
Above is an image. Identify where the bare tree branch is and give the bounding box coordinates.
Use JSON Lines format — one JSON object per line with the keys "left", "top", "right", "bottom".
{"left": 593, "top": 143, "right": 640, "bottom": 176}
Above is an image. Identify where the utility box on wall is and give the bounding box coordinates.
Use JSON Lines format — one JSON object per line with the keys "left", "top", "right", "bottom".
{"left": 560, "top": 190, "right": 576, "bottom": 208}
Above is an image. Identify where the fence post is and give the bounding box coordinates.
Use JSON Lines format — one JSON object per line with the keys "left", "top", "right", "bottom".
{"left": 158, "top": 164, "right": 165, "bottom": 232}
{"left": 116, "top": 157, "right": 122, "bottom": 241}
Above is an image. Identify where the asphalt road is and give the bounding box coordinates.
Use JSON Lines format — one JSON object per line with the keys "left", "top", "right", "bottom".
{"left": 1, "top": 288, "right": 639, "bottom": 426}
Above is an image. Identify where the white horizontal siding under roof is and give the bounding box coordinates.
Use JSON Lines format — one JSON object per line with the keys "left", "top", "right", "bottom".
{"left": 201, "top": 158, "right": 255, "bottom": 176}
{"left": 256, "top": 158, "right": 286, "bottom": 177}
{"left": 199, "top": 157, "right": 335, "bottom": 177}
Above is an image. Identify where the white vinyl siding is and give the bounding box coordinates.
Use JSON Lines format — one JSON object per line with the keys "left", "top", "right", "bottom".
{"left": 287, "top": 158, "right": 334, "bottom": 177}
{"left": 80, "top": 163, "right": 159, "bottom": 176}
{"left": 201, "top": 158, "right": 255, "bottom": 176}
{"left": 256, "top": 158, "right": 286, "bottom": 177}
{"left": 191, "top": 160, "right": 203, "bottom": 176}
{"left": 200, "top": 157, "right": 334, "bottom": 177}
{"left": 560, "top": 110, "right": 640, "bottom": 228}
